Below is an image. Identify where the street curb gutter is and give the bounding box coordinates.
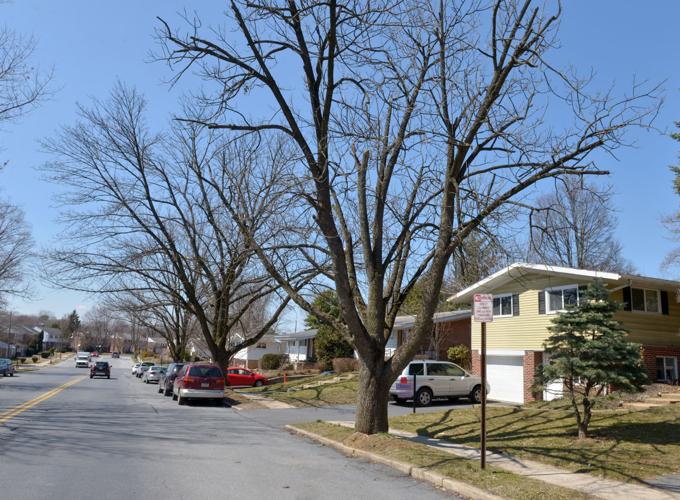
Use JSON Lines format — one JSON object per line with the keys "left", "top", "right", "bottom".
{"left": 285, "top": 425, "right": 503, "bottom": 500}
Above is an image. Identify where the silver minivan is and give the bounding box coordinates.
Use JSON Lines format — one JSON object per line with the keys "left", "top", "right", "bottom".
{"left": 389, "top": 360, "right": 489, "bottom": 406}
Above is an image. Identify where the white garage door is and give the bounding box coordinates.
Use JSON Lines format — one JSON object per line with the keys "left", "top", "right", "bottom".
{"left": 486, "top": 355, "right": 524, "bottom": 404}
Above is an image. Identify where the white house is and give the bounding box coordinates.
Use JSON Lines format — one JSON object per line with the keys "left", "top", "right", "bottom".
{"left": 232, "top": 334, "right": 284, "bottom": 369}
{"left": 274, "top": 329, "right": 317, "bottom": 363}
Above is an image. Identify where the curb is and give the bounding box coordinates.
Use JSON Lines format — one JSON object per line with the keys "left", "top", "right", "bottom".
{"left": 285, "top": 425, "right": 503, "bottom": 500}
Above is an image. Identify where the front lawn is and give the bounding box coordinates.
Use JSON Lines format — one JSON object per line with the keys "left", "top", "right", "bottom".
{"left": 246, "top": 373, "right": 358, "bottom": 407}
{"left": 294, "top": 422, "right": 589, "bottom": 500}
{"left": 390, "top": 401, "right": 680, "bottom": 482}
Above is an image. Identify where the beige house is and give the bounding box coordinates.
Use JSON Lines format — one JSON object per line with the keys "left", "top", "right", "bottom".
{"left": 450, "top": 263, "right": 680, "bottom": 404}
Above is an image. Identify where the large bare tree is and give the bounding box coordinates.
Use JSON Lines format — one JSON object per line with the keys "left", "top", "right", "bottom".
{"left": 42, "top": 86, "right": 306, "bottom": 368}
{"left": 528, "top": 177, "right": 632, "bottom": 272}
{"left": 158, "top": 0, "right": 658, "bottom": 433}
{"left": 0, "top": 200, "right": 31, "bottom": 304}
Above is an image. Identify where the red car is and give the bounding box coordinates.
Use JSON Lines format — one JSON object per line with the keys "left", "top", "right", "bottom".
{"left": 225, "top": 367, "right": 267, "bottom": 387}
{"left": 91, "top": 351, "right": 99, "bottom": 357}
{"left": 172, "top": 363, "right": 225, "bottom": 406}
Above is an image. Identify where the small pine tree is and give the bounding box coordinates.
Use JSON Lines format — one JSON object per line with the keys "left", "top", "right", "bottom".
{"left": 305, "top": 291, "right": 354, "bottom": 370}
{"left": 534, "top": 281, "right": 648, "bottom": 439}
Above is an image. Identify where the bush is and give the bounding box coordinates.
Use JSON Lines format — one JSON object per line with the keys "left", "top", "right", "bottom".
{"left": 40, "top": 351, "right": 51, "bottom": 359}
{"left": 31, "top": 356, "right": 39, "bottom": 363}
{"left": 447, "top": 344, "right": 470, "bottom": 370}
{"left": 261, "top": 353, "right": 288, "bottom": 370}
{"left": 332, "top": 357, "right": 358, "bottom": 373}
{"left": 18, "top": 357, "right": 26, "bottom": 364}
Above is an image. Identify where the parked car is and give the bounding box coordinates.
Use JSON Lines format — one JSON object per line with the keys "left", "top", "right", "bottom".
{"left": 0, "top": 358, "right": 15, "bottom": 377}
{"left": 90, "top": 361, "right": 110, "bottom": 379}
{"left": 389, "top": 360, "right": 489, "bottom": 406}
{"left": 131, "top": 363, "right": 141, "bottom": 375}
{"left": 91, "top": 351, "right": 99, "bottom": 358}
{"left": 75, "top": 352, "right": 91, "bottom": 368}
{"left": 225, "top": 367, "right": 267, "bottom": 387}
{"left": 136, "top": 362, "right": 155, "bottom": 378}
{"left": 142, "top": 365, "right": 165, "bottom": 384}
{"left": 173, "top": 363, "right": 225, "bottom": 406}
{"left": 158, "top": 362, "right": 185, "bottom": 396}
{"left": 111, "top": 352, "right": 120, "bottom": 359}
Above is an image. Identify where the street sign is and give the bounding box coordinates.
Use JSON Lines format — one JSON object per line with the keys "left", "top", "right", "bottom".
{"left": 473, "top": 294, "right": 493, "bottom": 322}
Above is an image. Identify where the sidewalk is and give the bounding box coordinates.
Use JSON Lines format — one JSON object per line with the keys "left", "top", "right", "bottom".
{"left": 236, "top": 391, "right": 295, "bottom": 409}
{"left": 328, "top": 420, "right": 679, "bottom": 500}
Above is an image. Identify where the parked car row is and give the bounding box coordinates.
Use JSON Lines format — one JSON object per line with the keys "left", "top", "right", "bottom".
{"left": 133, "top": 361, "right": 270, "bottom": 407}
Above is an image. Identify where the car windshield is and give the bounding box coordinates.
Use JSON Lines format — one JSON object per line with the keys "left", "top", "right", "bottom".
{"left": 188, "top": 366, "right": 222, "bottom": 378}
{"left": 95, "top": 362, "right": 107, "bottom": 368}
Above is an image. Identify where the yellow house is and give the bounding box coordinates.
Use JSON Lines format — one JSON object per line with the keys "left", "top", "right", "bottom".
{"left": 449, "top": 263, "right": 680, "bottom": 404}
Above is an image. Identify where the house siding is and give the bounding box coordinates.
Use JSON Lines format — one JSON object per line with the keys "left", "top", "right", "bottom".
{"left": 471, "top": 277, "right": 680, "bottom": 353}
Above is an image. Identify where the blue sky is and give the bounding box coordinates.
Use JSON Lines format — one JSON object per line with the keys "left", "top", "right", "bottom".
{"left": 1, "top": 1, "right": 679, "bottom": 321}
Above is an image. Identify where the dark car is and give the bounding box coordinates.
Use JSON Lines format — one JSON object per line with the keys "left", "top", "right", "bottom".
{"left": 158, "top": 362, "right": 185, "bottom": 396}
{"left": 0, "top": 358, "right": 15, "bottom": 377}
{"left": 172, "top": 363, "right": 224, "bottom": 406}
{"left": 111, "top": 352, "right": 120, "bottom": 359}
{"left": 90, "top": 361, "right": 110, "bottom": 379}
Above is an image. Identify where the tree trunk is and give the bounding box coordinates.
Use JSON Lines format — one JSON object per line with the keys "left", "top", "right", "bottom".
{"left": 355, "top": 357, "right": 391, "bottom": 434}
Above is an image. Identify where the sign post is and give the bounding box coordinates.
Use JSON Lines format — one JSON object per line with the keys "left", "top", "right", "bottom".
{"left": 473, "top": 293, "right": 493, "bottom": 469}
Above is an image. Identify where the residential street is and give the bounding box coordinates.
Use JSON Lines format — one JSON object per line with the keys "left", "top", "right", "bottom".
{"left": 0, "top": 356, "right": 452, "bottom": 500}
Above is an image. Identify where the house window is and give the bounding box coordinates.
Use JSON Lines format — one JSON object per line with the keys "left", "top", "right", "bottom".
{"left": 631, "top": 288, "right": 660, "bottom": 313}
{"left": 256, "top": 342, "right": 267, "bottom": 349}
{"left": 492, "top": 294, "right": 513, "bottom": 317}
{"left": 656, "top": 356, "right": 678, "bottom": 382}
{"left": 545, "top": 285, "right": 579, "bottom": 313}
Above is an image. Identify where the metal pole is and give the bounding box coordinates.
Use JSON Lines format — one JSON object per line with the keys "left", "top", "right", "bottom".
{"left": 481, "top": 321, "right": 487, "bottom": 469}
{"left": 412, "top": 372, "right": 417, "bottom": 414}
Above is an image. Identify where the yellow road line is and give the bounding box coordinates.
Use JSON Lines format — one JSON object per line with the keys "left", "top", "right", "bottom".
{"left": 0, "top": 376, "right": 87, "bottom": 425}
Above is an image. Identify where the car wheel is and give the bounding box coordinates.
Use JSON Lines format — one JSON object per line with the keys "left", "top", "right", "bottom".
{"left": 416, "top": 387, "right": 433, "bottom": 407}
{"left": 254, "top": 380, "right": 264, "bottom": 387}
{"left": 107, "top": 375, "right": 110, "bottom": 379}
{"left": 172, "top": 392, "right": 178, "bottom": 401}
{"left": 89, "top": 375, "right": 93, "bottom": 379}
{"left": 178, "top": 395, "right": 185, "bottom": 406}
{"left": 469, "top": 385, "right": 482, "bottom": 404}
{"left": 9, "top": 372, "right": 13, "bottom": 377}
{"left": 158, "top": 386, "right": 163, "bottom": 394}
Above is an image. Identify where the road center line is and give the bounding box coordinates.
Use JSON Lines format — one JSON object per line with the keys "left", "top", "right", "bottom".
{"left": 0, "top": 376, "right": 87, "bottom": 425}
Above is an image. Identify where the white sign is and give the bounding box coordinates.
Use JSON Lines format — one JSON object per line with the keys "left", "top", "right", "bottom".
{"left": 473, "top": 294, "right": 494, "bottom": 322}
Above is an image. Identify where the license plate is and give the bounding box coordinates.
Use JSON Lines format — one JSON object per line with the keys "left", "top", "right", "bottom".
{"left": 396, "top": 383, "right": 410, "bottom": 390}
{"left": 201, "top": 383, "right": 209, "bottom": 388}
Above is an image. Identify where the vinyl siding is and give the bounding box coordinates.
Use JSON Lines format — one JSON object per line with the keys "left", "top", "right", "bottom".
{"left": 471, "top": 276, "right": 680, "bottom": 351}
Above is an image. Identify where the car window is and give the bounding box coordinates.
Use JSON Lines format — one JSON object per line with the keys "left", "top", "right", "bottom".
{"left": 408, "top": 363, "right": 424, "bottom": 376}
{"left": 427, "top": 363, "right": 465, "bottom": 376}
{"left": 189, "top": 366, "right": 222, "bottom": 377}
{"left": 95, "top": 362, "right": 108, "bottom": 368}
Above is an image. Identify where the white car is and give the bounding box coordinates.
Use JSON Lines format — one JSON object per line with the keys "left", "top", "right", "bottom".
{"left": 389, "top": 360, "right": 489, "bottom": 406}
{"left": 75, "top": 352, "right": 91, "bottom": 368}
{"left": 131, "top": 363, "right": 141, "bottom": 375}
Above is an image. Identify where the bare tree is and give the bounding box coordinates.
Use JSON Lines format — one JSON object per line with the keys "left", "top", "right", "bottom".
{"left": 42, "top": 85, "right": 307, "bottom": 368}
{"left": 0, "top": 200, "right": 31, "bottom": 304}
{"left": 528, "top": 177, "right": 632, "bottom": 272}
{"left": 158, "top": 0, "right": 658, "bottom": 434}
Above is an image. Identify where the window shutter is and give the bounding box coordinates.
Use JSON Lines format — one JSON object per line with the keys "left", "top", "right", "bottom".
{"left": 538, "top": 291, "right": 546, "bottom": 314}
{"left": 512, "top": 294, "right": 520, "bottom": 316}
{"left": 661, "top": 290, "right": 669, "bottom": 315}
{"left": 578, "top": 284, "right": 587, "bottom": 300}
{"left": 622, "top": 286, "right": 632, "bottom": 311}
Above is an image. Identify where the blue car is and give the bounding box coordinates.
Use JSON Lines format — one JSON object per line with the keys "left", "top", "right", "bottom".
{"left": 0, "top": 358, "right": 15, "bottom": 377}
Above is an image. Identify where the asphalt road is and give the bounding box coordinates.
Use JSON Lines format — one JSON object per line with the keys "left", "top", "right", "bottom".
{"left": 0, "top": 356, "right": 454, "bottom": 500}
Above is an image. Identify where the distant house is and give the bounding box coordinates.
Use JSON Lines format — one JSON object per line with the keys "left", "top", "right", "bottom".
{"left": 449, "top": 263, "right": 680, "bottom": 404}
{"left": 232, "top": 334, "right": 284, "bottom": 369}
{"left": 274, "top": 329, "right": 317, "bottom": 364}
{"left": 40, "top": 327, "right": 68, "bottom": 351}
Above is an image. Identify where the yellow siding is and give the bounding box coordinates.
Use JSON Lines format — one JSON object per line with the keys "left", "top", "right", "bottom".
{"left": 471, "top": 277, "right": 680, "bottom": 351}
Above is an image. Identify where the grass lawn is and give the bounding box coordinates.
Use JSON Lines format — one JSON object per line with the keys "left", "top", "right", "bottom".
{"left": 294, "top": 421, "right": 590, "bottom": 500}
{"left": 246, "top": 373, "right": 358, "bottom": 407}
{"left": 390, "top": 399, "right": 680, "bottom": 482}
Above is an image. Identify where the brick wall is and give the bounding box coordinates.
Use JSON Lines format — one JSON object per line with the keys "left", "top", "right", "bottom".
{"left": 471, "top": 349, "right": 481, "bottom": 375}
{"left": 523, "top": 351, "right": 542, "bottom": 403}
{"left": 641, "top": 345, "right": 680, "bottom": 382}
{"left": 435, "top": 319, "right": 471, "bottom": 360}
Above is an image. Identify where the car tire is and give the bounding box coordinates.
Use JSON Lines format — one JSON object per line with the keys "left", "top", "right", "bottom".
{"left": 89, "top": 375, "right": 93, "bottom": 379}
{"left": 158, "top": 386, "right": 163, "bottom": 394}
{"left": 469, "top": 385, "right": 482, "bottom": 404}
{"left": 172, "top": 392, "right": 178, "bottom": 401}
{"left": 416, "top": 387, "right": 433, "bottom": 407}
{"left": 178, "top": 395, "right": 186, "bottom": 406}
{"left": 107, "top": 375, "right": 110, "bottom": 379}
{"left": 9, "top": 372, "right": 13, "bottom": 377}
{"left": 164, "top": 387, "right": 171, "bottom": 397}
{"left": 254, "top": 380, "right": 264, "bottom": 387}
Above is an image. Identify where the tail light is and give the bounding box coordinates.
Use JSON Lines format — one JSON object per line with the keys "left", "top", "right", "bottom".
{"left": 400, "top": 376, "right": 408, "bottom": 384}
{"left": 183, "top": 375, "right": 199, "bottom": 389}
